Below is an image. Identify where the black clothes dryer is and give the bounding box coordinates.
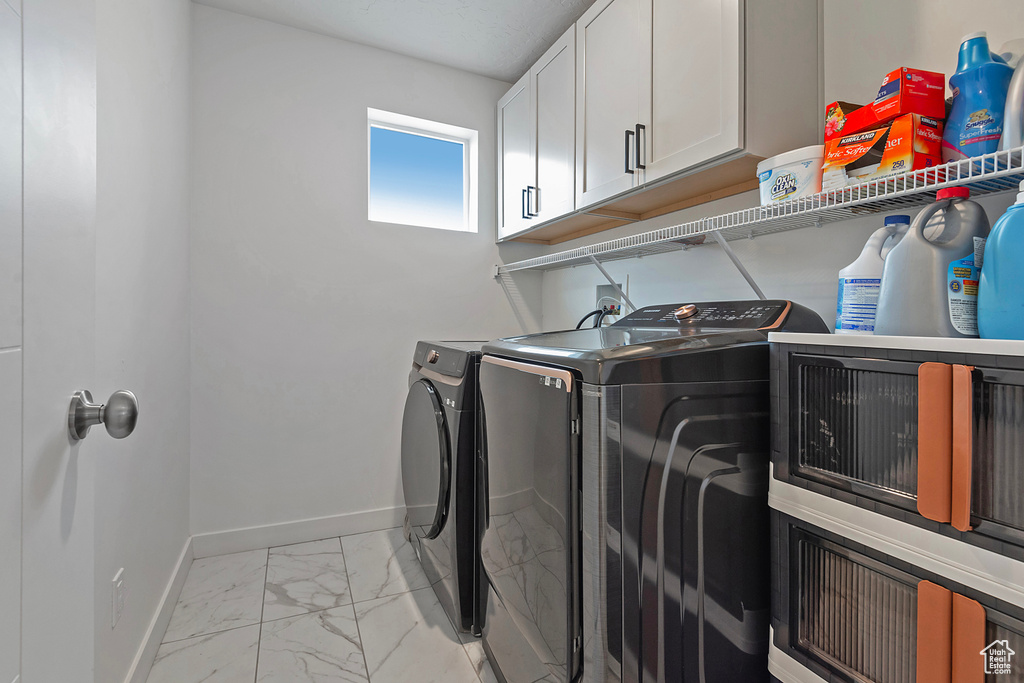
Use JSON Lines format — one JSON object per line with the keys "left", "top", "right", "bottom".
{"left": 401, "top": 341, "right": 486, "bottom": 636}
{"left": 477, "top": 301, "right": 828, "bottom": 683}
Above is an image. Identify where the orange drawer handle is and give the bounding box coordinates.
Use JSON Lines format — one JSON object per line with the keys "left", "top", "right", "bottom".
{"left": 918, "top": 580, "right": 953, "bottom": 683}
{"left": 918, "top": 363, "right": 954, "bottom": 523}
{"left": 952, "top": 593, "right": 985, "bottom": 683}
{"left": 951, "top": 365, "right": 975, "bottom": 532}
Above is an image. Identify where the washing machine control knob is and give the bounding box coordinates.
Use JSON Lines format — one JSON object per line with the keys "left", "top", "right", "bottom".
{"left": 673, "top": 304, "right": 698, "bottom": 320}
{"left": 427, "top": 350, "right": 440, "bottom": 364}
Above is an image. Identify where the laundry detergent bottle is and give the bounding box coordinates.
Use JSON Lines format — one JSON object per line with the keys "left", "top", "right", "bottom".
{"left": 874, "top": 187, "right": 990, "bottom": 337}
{"left": 979, "top": 181, "right": 1024, "bottom": 338}
{"left": 835, "top": 215, "right": 910, "bottom": 334}
{"left": 942, "top": 32, "right": 1014, "bottom": 162}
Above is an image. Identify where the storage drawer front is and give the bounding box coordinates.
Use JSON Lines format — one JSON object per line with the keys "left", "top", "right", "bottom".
{"left": 774, "top": 514, "right": 1024, "bottom": 683}
{"left": 795, "top": 533, "right": 916, "bottom": 683}
{"left": 973, "top": 372, "right": 1024, "bottom": 535}
{"left": 796, "top": 358, "right": 918, "bottom": 500}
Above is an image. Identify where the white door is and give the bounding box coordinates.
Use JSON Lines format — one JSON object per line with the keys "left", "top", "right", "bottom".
{"left": 532, "top": 25, "right": 575, "bottom": 223}
{"left": 639, "top": 0, "right": 743, "bottom": 183}
{"left": 575, "top": 0, "right": 644, "bottom": 209}
{"left": 497, "top": 71, "right": 535, "bottom": 240}
{"left": 0, "top": 3, "right": 23, "bottom": 682}
{"left": 19, "top": 0, "right": 100, "bottom": 680}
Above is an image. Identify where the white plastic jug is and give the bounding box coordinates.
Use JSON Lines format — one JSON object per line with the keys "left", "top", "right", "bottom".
{"left": 835, "top": 215, "right": 910, "bottom": 334}
{"left": 875, "top": 188, "right": 990, "bottom": 338}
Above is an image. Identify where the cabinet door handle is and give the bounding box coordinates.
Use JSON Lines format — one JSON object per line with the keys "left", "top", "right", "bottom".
{"left": 527, "top": 185, "right": 539, "bottom": 217}
{"left": 522, "top": 188, "right": 531, "bottom": 220}
{"left": 951, "top": 365, "right": 975, "bottom": 532}
{"left": 635, "top": 123, "right": 646, "bottom": 170}
{"left": 917, "top": 362, "right": 953, "bottom": 523}
{"left": 917, "top": 580, "right": 952, "bottom": 683}
{"left": 624, "top": 129, "right": 635, "bottom": 174}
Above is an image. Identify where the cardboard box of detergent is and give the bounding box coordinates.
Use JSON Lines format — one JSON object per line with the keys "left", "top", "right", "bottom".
{"left": 825, "top": 67, "right": 946, "bottom": 142}
{"left": 821, "top": 113, "right": 943, "bottom": 188}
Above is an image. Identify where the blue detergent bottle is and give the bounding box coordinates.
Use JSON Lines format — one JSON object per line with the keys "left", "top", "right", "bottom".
{"left": 978, "top": 181, "right": 1024, "bottom": 339}
{"left": 942, "top": 32, "right": 1014, "bottom": 162}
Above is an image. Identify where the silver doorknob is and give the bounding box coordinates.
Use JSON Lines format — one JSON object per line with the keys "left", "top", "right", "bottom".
{"left": 68, "top": 390, "right": 139, "bottom": 442}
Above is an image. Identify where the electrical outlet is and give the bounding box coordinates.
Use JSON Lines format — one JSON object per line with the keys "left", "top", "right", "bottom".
{"left": 112, "top": 568, "right": 126, "bottom": 629}
{"left": 596, "top": 283, "right": 624, "bottom": 316}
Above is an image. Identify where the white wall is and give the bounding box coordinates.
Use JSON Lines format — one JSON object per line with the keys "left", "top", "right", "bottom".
{"left": 189, "top": 5, "right": 541, "bottom": 535}
{"left": 94, "top": 0, "right": 192, "bottom": 680}
{"left": 824, "top": 0, "right": 1024, "bottom": 104}
{"left": 539, "top": 1, "right": 1024, "bottom": 330}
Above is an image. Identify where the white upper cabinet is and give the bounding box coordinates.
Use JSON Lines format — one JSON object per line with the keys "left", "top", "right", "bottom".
{"left": 497, "top": 71, "right": 533, "bottom": 240}
{"left": 575, "top": 0, "right": 645, "bottom": 208}
{"left": 496, "top": 0, "right": 820, "bottom": 243}
{"left": 638, "top": 0, "right": 742, "bottom": 182}
{"left": 533, "top": 28, "right": 576, "bottom": 223}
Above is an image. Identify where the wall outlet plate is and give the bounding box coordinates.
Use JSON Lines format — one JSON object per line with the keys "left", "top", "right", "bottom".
{"left": 112, "top": 568, "right": 126, "bottom": 629}
{"left": 596, "top": 283, "right": 623, "bottom": 316}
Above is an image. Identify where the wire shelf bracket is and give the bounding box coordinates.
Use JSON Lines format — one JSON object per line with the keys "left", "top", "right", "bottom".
{"left": 710, "top": 231, "right": 765, "bottom": 300}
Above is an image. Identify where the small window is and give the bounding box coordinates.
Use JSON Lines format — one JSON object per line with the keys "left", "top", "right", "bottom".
{"left": 368, "top": 108, "right": 478, "bottom": 233}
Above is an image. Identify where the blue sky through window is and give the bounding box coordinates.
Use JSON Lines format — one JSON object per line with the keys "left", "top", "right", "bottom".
{"left": 369, "top": 126, "right": 466, "bottom": 230}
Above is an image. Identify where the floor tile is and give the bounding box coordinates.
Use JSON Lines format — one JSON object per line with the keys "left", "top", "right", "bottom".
{"left": 354, "top": 588, "right": 479, "bottom": 683}
{"left": 463, "top": 640, "right": 499, "bottom": 683}
{"left": 147, "top": 624, "right": 259, "bottom": 683}
{"left": 164, "top": 549, "right": 267, "bottom": 642}
{"left": 263, "top": 538, "right": 351, "bottom": 621}
{"left": 257, "top": 604, "right": 368, "bottom": 683}
{"left": 342, "top": 528, "right": 430, "bottom": 602}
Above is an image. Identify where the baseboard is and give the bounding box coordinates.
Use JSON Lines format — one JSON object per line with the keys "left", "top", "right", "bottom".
{"left": 191, "top": 506, "right": 406, "bottom": 559}
{"left": 123, "top": 536, "right": 194, "bottom": 683}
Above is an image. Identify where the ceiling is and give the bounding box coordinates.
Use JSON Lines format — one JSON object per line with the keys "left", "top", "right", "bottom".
{"left": 194, "top": 0, "right": 594, "bottom": 83}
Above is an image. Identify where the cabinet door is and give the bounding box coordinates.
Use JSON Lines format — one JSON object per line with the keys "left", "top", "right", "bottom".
{"left": 575, "top": 0, "right": 644, "bottom": 209}
{"left": 532, "top": 26, "right": 575, "bottom": 224}
{"left": 497, "top": 71, "right": 534, "bottom": 240}
{"left": 639, "top": 0, "right": 742, "bottom": 183}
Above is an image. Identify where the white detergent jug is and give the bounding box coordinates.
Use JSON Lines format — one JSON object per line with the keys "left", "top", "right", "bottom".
{"left": 835, "top": 215, "right": 910, "bottom": 334}
{"left": 875, "top": 187, "right": 990, "bottom": 338}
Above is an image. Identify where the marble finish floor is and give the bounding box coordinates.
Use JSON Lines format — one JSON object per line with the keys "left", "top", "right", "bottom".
{"left": 148, "top": 528, "right": 497, "bottom": 683}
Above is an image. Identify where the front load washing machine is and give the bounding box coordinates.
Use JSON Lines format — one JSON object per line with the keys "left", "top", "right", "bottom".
{"left": 401, "top": 341, "right": 486, "bottom": 636}
{"left": 477, "top": 301, "right": 828, "bottom": 683}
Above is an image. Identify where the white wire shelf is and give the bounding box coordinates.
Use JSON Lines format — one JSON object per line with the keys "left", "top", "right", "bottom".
{"left": 496, "top": 147, "right": 1024, "bottom": 275}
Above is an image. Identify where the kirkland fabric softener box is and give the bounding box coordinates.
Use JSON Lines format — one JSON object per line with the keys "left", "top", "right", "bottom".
{"left": 821, "top": 114, "right": 943, "bottom": 190}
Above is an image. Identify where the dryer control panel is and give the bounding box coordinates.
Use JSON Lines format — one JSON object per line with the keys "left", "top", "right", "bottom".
{"left": 613, "top": 300, "right": 790, "bottom": 329}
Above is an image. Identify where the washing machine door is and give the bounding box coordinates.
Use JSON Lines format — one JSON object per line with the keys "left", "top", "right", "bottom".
{"left": 401, "top": 379, "right": 452, "bottom": 540}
